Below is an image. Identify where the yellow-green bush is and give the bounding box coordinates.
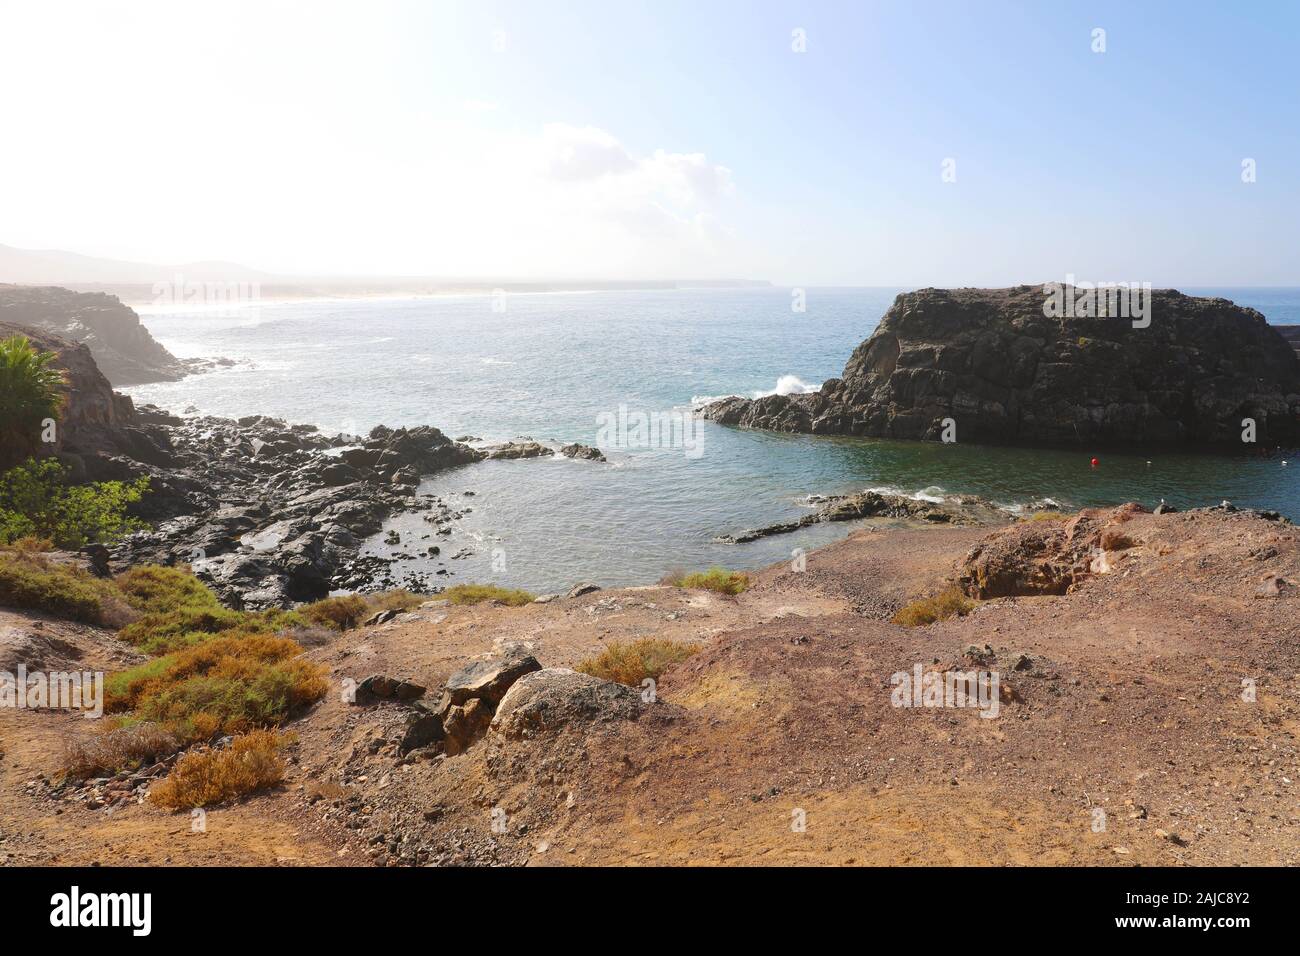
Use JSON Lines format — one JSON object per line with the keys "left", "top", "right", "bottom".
{"left": 114, "top": 564, "right": 219, "bottom": 614}
{"left": 0, "top": 549, "right": 135, "bottom": 626}
{"left": 149, "top": 729, "right": 290, "bottom": 809}
{"left": 665, "top": 566, "right": 750, "bottom": 595}
{"left": 442, "top": 583, "right": 534, "bottom": 606}
{"left": 891, "top": 586, "right": 976, "bottom": 627}
{"left": 577, "top": 638, "right": 699, "bottom": 686}
{"left": 106, "top": 632, "right": 328, "bottom": 742}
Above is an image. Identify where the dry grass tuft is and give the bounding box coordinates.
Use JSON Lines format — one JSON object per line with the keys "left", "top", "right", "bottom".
{"left": 891, "top": 586, "right": 976, "bottom": 627}
{"left": 149, "top": 729, "right": 290, "bottom": 809}
{"left": 577, "top": 637, "right": 700, "bottom": 686}
{"left": 364, "top": 588, "right": 428, "bottom": 614}
{"left": 442, "top": 583, "right": 535, "bottom": 606}
{"left": 61, "top": 721, "right": 181, "bottom": 781}
{"left": 298, "top": 594, "right": 369, "bottom": 630}
{"left": 664, "top": 566, "right": 750, "bottom": 595}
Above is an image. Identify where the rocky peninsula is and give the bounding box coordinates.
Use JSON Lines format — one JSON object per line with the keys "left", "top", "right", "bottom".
{"left": 703, "top": 286, "right": 1300, "bottom": 447}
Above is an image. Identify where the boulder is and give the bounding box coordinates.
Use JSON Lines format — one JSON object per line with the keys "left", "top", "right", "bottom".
{"left": 442, "top": 698, "right": 492, "bottom": 755}
{"left": 445, "top": 651, "right": 542, "bottom": 706}
{"left": 559, "top": 443, "right": 606, "bottom": 462}
{"left": 492, "top": 668, "right": 644, "bottom": 739}
{"left": 566, "top": 582, "right": 602, "bottom": 598}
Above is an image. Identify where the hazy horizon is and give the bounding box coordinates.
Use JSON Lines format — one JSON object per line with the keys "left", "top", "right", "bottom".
{"left": 1, "top": 0, "right": 1297, "bottom": 287}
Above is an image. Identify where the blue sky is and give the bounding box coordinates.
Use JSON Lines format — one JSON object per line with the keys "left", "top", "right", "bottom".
{"left": 1, "top": 0, "right": 1295, "bottom": 284}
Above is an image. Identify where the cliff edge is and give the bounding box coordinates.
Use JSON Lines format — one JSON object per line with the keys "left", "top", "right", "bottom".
{"left": 0, "top": 284, "right": 185, "bottom": 386}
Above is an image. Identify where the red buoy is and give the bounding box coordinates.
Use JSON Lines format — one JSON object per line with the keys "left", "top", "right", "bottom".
{"left": 1090, "top": 457, "right": 1099, "bottom": 467}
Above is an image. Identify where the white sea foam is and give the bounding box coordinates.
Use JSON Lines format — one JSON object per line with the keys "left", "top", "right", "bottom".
{"left": 752, "top": 374, "right": 821, "bottom": 398}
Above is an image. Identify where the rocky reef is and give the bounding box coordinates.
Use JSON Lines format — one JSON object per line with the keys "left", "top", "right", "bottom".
{"left": 703, "top": 286, "right": 1300, "bottom": 447}
{"left": 0, "top": 285, "right": 188, "bottom": 385}
{"left": 714, "top": 490, "right": 1014, "bottom": 543}
{"left": 105, "top": 409, "right": 488, "bottom": 607}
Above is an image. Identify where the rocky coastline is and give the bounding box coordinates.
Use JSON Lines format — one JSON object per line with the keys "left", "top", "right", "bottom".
{"left": 713, "top": 490, "right": 1018, "bottom": 543}
{"left": 703, "top": 286, "right": 1300, "bottom": 448}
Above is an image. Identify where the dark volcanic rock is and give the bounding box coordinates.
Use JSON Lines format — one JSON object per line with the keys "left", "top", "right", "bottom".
{"left": 715, "top": 491, "right": 1010, "bottom": 543}
{"left": 702, "top": 286, "right": 1300, "bottom": 447}
{"left": 0, "top": 285, "right": 187, "bottom": 385}
{"left": 107, "top": 411, "right": 487, "bottom": 607}
{"left": 559, "top": 442, "right": 606, "bottom": 462}
{"left": 484, "top": 440, "right": 554, "bottom": 460}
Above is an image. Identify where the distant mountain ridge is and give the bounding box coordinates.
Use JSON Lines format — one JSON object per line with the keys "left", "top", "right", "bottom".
{"left": 0, "top": 243, "right": 269, "bottom": 286}
{"left": 0, "top": 243, "right": 768, "bottom": 302}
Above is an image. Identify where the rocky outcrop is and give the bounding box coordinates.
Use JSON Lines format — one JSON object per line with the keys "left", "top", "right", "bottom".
{"left": 0, "top": 321, "right": 154, "bottom": 474}
{"left": 703, "top": 286, "right": 1300, "bottom": 447}
{"left": 395, "top": 649, "right": 542, "bottom": 754}
{"left": 111, "top": 414, "right": 487, "bottom": 607}
{"left": 715, "top": 491, "right": 1012, "bottom": 543}
{"left": 559, "top": 442, "right": 606, "bottom": 462}
{"left": 957, "top": 501, "right": 1288, "bottom": 598}
{"left": 484, "top": 440, "right": 554, "bottom": 460}
{"left": 0, "top": 286, "right": 186, "bottom": 385}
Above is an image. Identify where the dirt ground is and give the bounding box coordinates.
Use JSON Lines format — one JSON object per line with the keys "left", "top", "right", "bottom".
{"left": 3, "top": 507, "right": 1297, "bottom": 866}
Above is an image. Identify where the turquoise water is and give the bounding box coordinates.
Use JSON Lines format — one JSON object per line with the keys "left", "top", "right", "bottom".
{"left": 123, "top": 287, "right": 1300, "bottom": 592}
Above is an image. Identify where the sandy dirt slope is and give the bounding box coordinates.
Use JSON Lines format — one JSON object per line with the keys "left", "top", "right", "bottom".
{"left": 3, "top": 508, "right": 1297, "bottom": 866}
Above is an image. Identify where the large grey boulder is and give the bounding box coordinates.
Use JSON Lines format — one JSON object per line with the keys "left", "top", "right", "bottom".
{"left": 445, "top": 651, "right": 542, "bottom": 706}
{"left": 491, "top": 668, "right": 644, "bottom": 740}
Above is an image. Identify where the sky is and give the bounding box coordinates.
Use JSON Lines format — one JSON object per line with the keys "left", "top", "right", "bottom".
{"left": 0, "top": 0, "right": 1296, "bottom": 285}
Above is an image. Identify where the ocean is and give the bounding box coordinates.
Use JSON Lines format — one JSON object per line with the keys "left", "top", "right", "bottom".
{"left": 122, "top": 286, "right": 1300, "bottom": 593}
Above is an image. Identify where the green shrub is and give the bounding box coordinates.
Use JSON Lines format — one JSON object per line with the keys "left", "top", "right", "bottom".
{"left": 891, "top": 586, "right": 976, "bottom": 627}
{"left": 0, "top": 458, "right": 148, "bottom": 549}
{"left": 442, "top": 583, "right": 534, "bottom": 606}
{"left": 664, "top": 566, "right": 750, "bottom": 595}
{"left": 364, "top": 589, "right": 427, "bottom": 613}
{"left": 114, "top": 564, "right": 219, "bottom": 614}
{"left": 0, "top": 549, "right": 134, "bottom": 625}
{"left": 106, "top": 632, "right": 328, "bottom": 742}
{"left": 0, "top": 335, "right": 64, "bottom": 468}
